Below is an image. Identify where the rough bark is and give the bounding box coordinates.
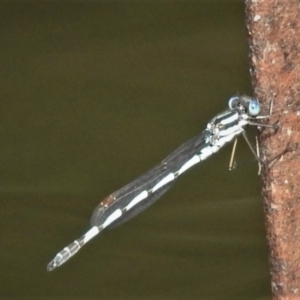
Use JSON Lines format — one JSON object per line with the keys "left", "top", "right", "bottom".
{"left": 245, "top": 1, "right": 300, "bottom": 299}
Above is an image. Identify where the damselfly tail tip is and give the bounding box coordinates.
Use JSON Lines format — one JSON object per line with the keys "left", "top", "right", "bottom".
{"left": 47, "top": 253, "right": 65, "bottom": 271}
{"left": 47, "top": 260, "right": 57, "bottom": 272}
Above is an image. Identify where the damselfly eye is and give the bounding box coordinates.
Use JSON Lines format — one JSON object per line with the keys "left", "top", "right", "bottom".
{"left": 228, "top": 96, "right": 240, "bottom": 110}
{"left": 248, "top": 99, "right": 260, "bottom": 116}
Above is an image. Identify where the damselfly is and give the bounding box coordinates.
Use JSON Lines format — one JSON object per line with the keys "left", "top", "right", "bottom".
{"left": 47, "top": 95, "right": 274, "bottom": 271}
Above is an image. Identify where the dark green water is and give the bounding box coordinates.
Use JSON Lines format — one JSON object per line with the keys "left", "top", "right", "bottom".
{"left": 0, "top": 1, "right": 271, "bottom": 299}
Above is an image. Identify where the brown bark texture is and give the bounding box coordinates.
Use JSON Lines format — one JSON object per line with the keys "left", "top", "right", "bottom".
{"left": 246, "top": 1, "right": 300, "bottom": 299}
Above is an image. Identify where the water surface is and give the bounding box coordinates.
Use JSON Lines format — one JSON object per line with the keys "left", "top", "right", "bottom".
{"left": 0, "top": 1, "right": 270, "bottom": 299}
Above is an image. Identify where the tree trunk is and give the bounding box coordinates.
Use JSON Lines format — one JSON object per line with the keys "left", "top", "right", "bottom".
{"left": 245, "top": 1, "right": 300, "bottom": 299}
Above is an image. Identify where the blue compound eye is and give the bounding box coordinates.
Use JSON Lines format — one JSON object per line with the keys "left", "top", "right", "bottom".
{"left": 248, "top": 99, "right": 260, "bottom": 116}
{"left": 228, "top": 96, "right": 240, "bottom": 110}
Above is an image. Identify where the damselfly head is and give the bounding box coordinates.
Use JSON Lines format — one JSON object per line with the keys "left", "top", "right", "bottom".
{"left": 228, "top": 95, "right": 260, "bottom": 116}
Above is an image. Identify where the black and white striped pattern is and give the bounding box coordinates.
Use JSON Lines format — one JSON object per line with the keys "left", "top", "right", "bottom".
{"left": 47, "top": 95, "right": 263, "bottom": 271}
